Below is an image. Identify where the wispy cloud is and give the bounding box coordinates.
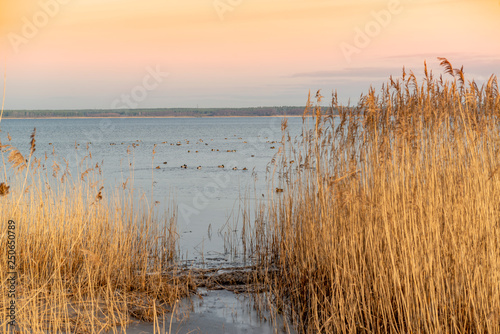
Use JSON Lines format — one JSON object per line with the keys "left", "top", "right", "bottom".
{"left": 290, "top": 67, "right": 402, "bottom": 79}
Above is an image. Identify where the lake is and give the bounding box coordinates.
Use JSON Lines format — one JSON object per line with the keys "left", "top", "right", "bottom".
{"left": 0, "top": 116, "right": 305, "bottom": 264}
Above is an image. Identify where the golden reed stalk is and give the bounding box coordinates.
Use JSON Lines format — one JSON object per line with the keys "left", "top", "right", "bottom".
{"left": 250, "top": 59, "right": 500, "bottom": 333}
{"left": 0, "top": 76, "right": 192, "bottom": 332}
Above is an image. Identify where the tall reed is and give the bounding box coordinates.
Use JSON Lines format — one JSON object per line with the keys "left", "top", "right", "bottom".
{"left": 251, "top": 59, "right": 500, "bottom": 333}
{"left": 0, "top": 126, "right": 191, "bottom": 332}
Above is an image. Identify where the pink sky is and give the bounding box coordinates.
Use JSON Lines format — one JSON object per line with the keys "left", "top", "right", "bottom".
{"left": 1, "top": 0, "right": 499, "bottom": 109}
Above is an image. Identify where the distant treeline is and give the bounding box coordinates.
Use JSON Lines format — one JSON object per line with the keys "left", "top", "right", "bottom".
{"left": 0, "top": 106, "right": 335, "bottom": 118}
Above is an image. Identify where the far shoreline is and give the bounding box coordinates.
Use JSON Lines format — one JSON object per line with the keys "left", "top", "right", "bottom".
{"left": 1, "top": 114, "right": 316, "bottom": 120}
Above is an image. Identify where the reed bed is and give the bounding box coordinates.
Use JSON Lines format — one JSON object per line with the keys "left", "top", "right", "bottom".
{"left": 0, "top": 125, "right": 192, "bottom": 332}
{"left": 250, "top": 59, "right": 500, "bottom": 333}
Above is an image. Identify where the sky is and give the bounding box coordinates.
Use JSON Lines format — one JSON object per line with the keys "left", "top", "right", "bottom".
{"left": 0, "top": 0, "right": 499, "bottom": 109}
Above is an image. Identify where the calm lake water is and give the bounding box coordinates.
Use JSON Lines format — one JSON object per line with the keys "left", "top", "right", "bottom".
{"left": 1, "top": 117, "right": 304, "bottom": 263}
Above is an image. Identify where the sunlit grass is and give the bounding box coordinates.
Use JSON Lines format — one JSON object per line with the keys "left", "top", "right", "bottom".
{"left": 250, "top": 59, "right": 500, "bottom": 333}
{"left": 0, "top": 115, "right": 192, "bottom": 332}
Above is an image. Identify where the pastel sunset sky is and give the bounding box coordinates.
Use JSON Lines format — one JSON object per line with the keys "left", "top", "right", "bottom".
{"left": 1, "top": 0, "right": 499, "bottom": 109}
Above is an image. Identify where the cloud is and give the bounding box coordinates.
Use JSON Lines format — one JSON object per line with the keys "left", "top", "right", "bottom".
{"left": 291, "top": 53, "right": 500, "bottom": 83}
{"left": 290, "top": 66, "right": 403, "bottom": 79}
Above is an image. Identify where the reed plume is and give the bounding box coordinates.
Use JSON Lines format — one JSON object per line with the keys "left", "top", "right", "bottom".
{"left": 249, "top": 58, "right": 500, "bottom": 333}
{"left": 0, "top": 182, "right": 8, "bottom": 196}
{"left": 3, "top": 145, "right": 27, "bottom": 172}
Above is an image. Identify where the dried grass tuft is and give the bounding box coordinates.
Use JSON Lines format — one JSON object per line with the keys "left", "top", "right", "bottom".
{"left": 0, "top": 137, "right": 191, "bottom": 332}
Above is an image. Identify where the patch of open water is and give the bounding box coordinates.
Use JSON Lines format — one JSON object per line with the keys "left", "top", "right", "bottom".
{"left": 1, "top": 116, "right": 305, "bottom": 333}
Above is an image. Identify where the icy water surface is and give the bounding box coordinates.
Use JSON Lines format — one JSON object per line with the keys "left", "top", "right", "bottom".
{"left": 1, "top": 116, "right": 304, "bottom": 259}
{"left": 123, "top": 289, "right": 294, "bottom": 334}
{"left": 2, "top": 116, "right": 307, "bottom": 333}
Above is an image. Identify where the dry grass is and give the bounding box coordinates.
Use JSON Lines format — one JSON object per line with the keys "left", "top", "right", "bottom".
{"left": 0, "top": 117, "right": 193, "bottom": 331}
{"left": 249, "top": 59, "right": 500, "bottom": 333}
